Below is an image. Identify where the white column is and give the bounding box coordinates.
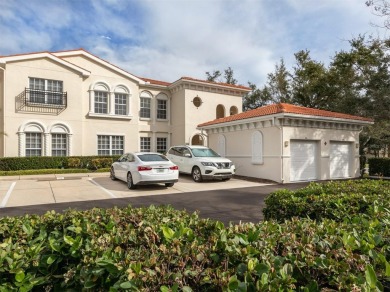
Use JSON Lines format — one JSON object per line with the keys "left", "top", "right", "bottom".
{"left": 44, "top": 133, "right": 50, "bottom": 156}
{"left": 67, "top": 134, "right": 73, "bottom": 156}
{"left": 109, "top": 91, "right": 115, "bottom": 115}
{"left": 88, "top": 90, "right": 94, "bottom": 114}
{"left": 18, "top": 132, "right": 25, "bottom": 157}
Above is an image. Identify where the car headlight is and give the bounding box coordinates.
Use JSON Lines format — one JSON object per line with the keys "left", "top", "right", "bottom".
{"left": 201, "top": 162, "right": 215, "bottom": 167}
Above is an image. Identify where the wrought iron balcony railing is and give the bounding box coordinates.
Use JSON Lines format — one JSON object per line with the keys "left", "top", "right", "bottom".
{"left": 16, "top": 88, "right": 67, "bottom": 115}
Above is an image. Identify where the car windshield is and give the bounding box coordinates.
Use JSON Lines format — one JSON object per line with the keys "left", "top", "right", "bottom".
{"left": 191, "top": 148, "right": 220, "bottom": 157}
{"left": 137, "top": 154, "right": 169, "bottom": 162}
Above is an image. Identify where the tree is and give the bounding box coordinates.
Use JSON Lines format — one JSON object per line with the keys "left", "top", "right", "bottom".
{"left": 205, "top": 67, "right": 237, "bottom": 84}
{"left": 366, "top": 0, "right": 390, "bottom": 29}
{"left": 205, "top": 70, "right": 222, "bottom": 82}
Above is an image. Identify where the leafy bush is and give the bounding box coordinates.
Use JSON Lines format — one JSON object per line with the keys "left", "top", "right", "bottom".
{"left": 369, "top": 157, "right": 390, "bottom": 177}
{"left": 263, "top": 179, "right": 390, "bottom": 222}
{"left": 0, "top": 155, "right": 120, "bottom": 171}
{"left": 0, "top": 205, "right": 388, "bottom": 291}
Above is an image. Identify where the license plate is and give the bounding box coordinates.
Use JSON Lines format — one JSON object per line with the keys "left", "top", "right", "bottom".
{"left": 156, "top": 168, "right": 166, "bottom": 173}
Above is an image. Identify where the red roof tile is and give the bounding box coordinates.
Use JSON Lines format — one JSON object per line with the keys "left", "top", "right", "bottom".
{"left": 179, "top": 77, "right": 251, "bottom": 90}
{"left": 140, "top": 77, "right": 171, "bottom": 86}
{"left": 198, "top": 103, "right": 374, "bottom": 127}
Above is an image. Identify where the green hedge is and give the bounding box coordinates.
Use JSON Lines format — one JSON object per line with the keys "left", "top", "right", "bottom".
{"left": 369, "top": 157, "right": 390, "bottom": 177}
{"left": 263, "top": 180, "right": 390, "bottom": 222}
{"left": 0, "top": 155, "right": 120, "bottom": 171}
{"left": 0, "top": 205, "right": 389, "bottom": 291}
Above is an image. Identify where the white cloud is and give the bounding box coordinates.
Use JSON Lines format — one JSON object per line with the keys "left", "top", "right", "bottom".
{"left": 0, "top": 0, "right": 383, "bottom": 86}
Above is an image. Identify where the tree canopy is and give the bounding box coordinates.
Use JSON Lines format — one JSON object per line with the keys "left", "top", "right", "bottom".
{"left": 206, "top": 36, "right": 390, "bottom": 157}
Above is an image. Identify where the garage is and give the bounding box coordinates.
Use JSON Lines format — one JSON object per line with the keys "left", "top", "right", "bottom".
{"left": 330, "top": 142, "right": 352, "bottom": 178}
{"left": 290, "top": 140, "right": 318, "bottom": 181}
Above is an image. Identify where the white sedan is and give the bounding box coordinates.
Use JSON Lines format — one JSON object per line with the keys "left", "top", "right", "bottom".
{"left": 110, "top": 152, "right": 179, "bottom": 189}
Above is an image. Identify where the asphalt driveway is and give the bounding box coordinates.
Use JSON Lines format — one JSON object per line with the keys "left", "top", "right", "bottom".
{"left": 0, "top": 173, "right": 309, "bottom": 224}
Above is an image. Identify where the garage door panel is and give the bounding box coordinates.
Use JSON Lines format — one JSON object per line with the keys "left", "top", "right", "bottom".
{"left": 290, "top": 141, "right": 318, "bottom": 181}
{"left": 330, "top": 142, "right": 351, "bottom": 179}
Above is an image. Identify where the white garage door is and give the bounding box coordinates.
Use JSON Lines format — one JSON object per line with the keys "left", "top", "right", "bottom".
{"left": 330, "top": 142, "right": 351, "bottom": 179}
{"left": 290, "top": 141, "right": 318, "bottom": 181}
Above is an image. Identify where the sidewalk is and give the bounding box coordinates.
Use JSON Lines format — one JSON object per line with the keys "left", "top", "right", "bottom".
{"left": 0, "top": 172, "right": 110, "bottom": 181}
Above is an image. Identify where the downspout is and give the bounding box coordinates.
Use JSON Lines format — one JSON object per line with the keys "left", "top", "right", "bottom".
{"left": 273, "top": 116, "right": 284, "bottom": 183}
{"left": 0, "top": 66, "right": 5, "bottom": 157}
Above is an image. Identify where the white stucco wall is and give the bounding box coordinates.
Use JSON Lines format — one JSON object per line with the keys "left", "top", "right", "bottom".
{"left": 204, "top": 119, "right": 363, "bottom": 183}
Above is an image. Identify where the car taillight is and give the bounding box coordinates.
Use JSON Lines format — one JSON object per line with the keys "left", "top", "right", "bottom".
{"left": 169, "top": 165, "right": 179, "bottom": 170}
{"left": 138, "top": 166, "right": 152, "bottom": 171}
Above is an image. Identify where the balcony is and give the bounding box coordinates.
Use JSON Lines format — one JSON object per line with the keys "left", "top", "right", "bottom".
{"left": 16, "top": 88, "right": 67, "bottom": 115}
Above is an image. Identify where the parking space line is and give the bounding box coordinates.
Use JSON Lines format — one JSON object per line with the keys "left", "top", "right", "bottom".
{"left": 0, "top": 182, "right": 16, "bottom": 208}
{"left": 88, "top": 178, "right": 117, "bottom": 198}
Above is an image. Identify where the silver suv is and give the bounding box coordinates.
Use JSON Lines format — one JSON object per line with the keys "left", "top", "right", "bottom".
{"left": 167, "top": 145, "right": 235, "bottom": 182}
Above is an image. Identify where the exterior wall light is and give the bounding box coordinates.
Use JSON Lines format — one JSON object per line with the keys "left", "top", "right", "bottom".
{"left": 284, "top": 141, "right": 289, "bottom": 147}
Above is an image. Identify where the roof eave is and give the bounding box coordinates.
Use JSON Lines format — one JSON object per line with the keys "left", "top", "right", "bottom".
{"left": 53, "top": 50, "right": 146, "bottom": 84}
{"left": 169, "top": 78, "right": 251, "bottom": 93}
{"left": 0, "top": 52, "right": 91, "bottom": 77}
{"left": 198, "top": 112, "right": 374, "bottom": 129}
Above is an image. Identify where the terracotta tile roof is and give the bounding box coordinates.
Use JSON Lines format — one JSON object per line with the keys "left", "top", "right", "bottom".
{"left": 179, "top": 77, "right": 252, "bottom": 90}
{"left": 198, "top": 103, "right": 374, "bottom": 127}
{"left": 140, "top": 77, "right": 171, "bottom": 86}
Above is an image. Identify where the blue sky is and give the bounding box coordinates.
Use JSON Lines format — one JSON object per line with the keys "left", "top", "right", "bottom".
{"left": 0, "top": 0, "right": 385, "bottom": 85}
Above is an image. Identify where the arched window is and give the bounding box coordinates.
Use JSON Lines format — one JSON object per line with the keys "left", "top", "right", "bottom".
{"left": 252, "top": 131, "right": 263, "bottom": 164}
{"left": 140, "top": 91, "right": 152, "bottom": 119}
{"left": 93, "top": 82, "right": 110, "bottom": 114}
{"left": 156, "top": 93, "right": 169, "bottom": 120}
{"left": 114, "top": 85, "right": 130, "bottom": 115}
{"left": 230, "top": 106, "right": 238, "bottom": 115}
{"left": 191, "top": 134, "right": 204, "bottom": 146}
{"left": 18, "top": 121, "right": 45, "bottom": 157}
{"left": 216, "top": 104, "right": 225, "bottom": 119}
{"left": 50, "top": 123, "right": 71, "bottom": 156}
{"left": 217, "top": 134, "right": 226, "bottom": 157}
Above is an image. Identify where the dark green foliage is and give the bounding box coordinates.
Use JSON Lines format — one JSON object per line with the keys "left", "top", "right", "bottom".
{"left": 0, "top": 202, "right": 389, "bottom": 291}
{"left": 369, "top": 157, "right": 390, "bottom": 176}
{"left": 263, "top": 179, "right": 390, "bottom": 221}
{"left": 0, "top": 155, "right": 120, "bottom": 171}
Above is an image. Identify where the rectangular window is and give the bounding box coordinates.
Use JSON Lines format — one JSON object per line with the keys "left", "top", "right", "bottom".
{"left": 157, "top": 99, "right": 167, "bottom": 119}
{"left": 115, "top": 93, "right": 127, "bottom": 115}
{"left": 156, "top": 137, "right": 167, "bottom": 154}
{"left": 94, "top": 91, "right": 108, "bottom": 114}
{"left": 52, "top": 134, "right": 67, "bottom": 156}
{"left": 29, "top": 77, "right": 63, "bottom": 104}
{"left": 97, "top": 135, "right": 124, "bottom": 155}
{"left": 140, "top": 137, "right": 151, "bottom": 152}
{"left": 25, "top": 133, "right": 42, "bottom": 157}
{"left": 140, "top": 97, "right": 151, "bottom": 118}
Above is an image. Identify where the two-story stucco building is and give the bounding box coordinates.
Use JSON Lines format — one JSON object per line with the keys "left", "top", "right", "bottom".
{"left": 0, "top": 49, "right": 250, "bottom": 157}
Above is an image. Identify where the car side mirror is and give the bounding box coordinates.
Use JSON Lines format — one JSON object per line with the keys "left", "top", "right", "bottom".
{"left": 184, "top": 153, "right": 191, "bottom": 158}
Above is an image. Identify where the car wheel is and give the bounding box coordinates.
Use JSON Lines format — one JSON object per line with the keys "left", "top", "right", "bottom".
{"left": 192, "top": 166, "right": 203, "bottom": 182}
{"left": 127, "top": 172, "right": 137, "bottom": 189}
{"left": 165, "top": 182, "right": 174, "bottom": 187}
{"left": 110, "top": 167, "right": 117, "bottom": 180}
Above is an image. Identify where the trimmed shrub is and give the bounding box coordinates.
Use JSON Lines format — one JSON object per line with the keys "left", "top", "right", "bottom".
{"left": 263, "top": 179, "right": 390, "bottom": 222}
{"left": 0, "top": 155, "right": 120, "bottom": 171}
{"left": 369, "top": 157, "right": 390, "bottom": 177}
{"left": 0, "top": 205, "right": 389, "bottom": 291}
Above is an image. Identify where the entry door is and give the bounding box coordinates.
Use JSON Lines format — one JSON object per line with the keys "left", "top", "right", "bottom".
{"left": 330, "top": 142, "right": 351, "bottom": 178}
{"left": 290, "top": 141, "right": 318, "bottom": 181}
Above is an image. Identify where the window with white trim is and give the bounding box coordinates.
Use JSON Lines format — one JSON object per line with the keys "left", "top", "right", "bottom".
{"left": 140, "top": 91, "right": 152, "bottom": 119}
{"left": 140, "top": 137, "right": 151, "bottom": 152}
{"left": 115, "top": 93, "right": 127, "bottom": 115}
{"left": 157, "top": 99, "right": 167, "bottom": 119}
{"left": 97, "top": 135, "right": 124, "bottom": 155}
{"left": 26, "top": 133, "right": 42, "bottom": 157}
{"left": 156, "top": 137, "right": 167, "bottom": 153}
{"left": 52, "top": 133, "right": 67, "bottom": 156}
{"left": 94, "top": 91, "right": 108, "bottom": 114}
{"left": 29, "top": 77, "right": 63, "bottom": 104}
{"left": 251, "top": 131, "right": 263, "bottom": 164}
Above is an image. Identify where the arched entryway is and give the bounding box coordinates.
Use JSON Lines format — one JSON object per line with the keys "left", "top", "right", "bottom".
{"left": 191, "top": 134, "right": 204, "bottom": 145}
